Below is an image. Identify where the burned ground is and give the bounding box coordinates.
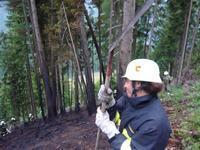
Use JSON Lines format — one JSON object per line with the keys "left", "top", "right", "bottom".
{"left": 0, "top": 103, "right": 182, "bottom": 150}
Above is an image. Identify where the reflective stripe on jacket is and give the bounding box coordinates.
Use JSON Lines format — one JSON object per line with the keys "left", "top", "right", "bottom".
{"left": 114, "top": 111, "right": 133, "bottom": 141}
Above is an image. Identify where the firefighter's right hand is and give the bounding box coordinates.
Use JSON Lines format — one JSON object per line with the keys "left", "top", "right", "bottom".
{"left": 95, "top": 107, "right": 119, "bottom": 139}
{"left": 98, "top": 84, "right": 115, "bottom": 109}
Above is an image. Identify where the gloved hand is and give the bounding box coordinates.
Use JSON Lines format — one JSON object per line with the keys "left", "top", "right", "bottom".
{"left": 95, "top": 107, "right": 119, "bottom": 139}
{"left": 98, "top": 84, "right": 115, "bottom": 109}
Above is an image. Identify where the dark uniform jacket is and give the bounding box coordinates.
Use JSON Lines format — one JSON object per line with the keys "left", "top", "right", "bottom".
{"left": 108, "top": 94, "right": 172, "bottom": 150}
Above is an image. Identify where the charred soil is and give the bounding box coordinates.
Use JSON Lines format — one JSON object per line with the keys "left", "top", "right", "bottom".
{"left": 0, "top": 104, "right": 182, "bottom": 150}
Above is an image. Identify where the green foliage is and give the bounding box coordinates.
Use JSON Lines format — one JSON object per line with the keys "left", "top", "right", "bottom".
{"left": 0, "top": 1, "right": 29, "bottom": 121}
{"left": 191, "top": 48, "right": 200, "bottom": 76}
{"left": 151, "top": 0, "right": 189, "bottom": 75}
{"left": 0, "top": 84, "right": 12, "bottom": 120}
{"left": 160, "top": 82, "right": 200, "bottom": 148}
{"left": 180, "top": 82, "right": 200, "bottom": 149}
{"left": 160, "top": 85, "right": 184, "bottom": 103}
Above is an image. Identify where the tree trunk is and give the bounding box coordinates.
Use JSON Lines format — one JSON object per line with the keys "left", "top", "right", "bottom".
{"left": 84, "top": 5, "right": 105, "bottom": 81}
{"left": 70, "top": 62, "right": 74, "bottom": 112}
{"left": 29, "top": 0, "right": 56, "bottom": 120}
{"left": 80, "top": 13, "right": 96, "bottom": 115}
{"left": 61, "top": 66, "right": 66, "bottom": 112}
{"left": 27, "top": 0, "right": 46, "bottom": 120}
{"left": 25, "top": 45, "right": 37, "bottom": 118}
{"left": 22, "top": 0, "right": 36, "bottom": 118}
{"left": 50, "top": 0, "right": 58, "bottom": 116}
{"left": 117, "top": 0, "right": 135, "bottom": 94}
{"left": 74, "top": 69, "right": 80, "bottom": 113}
{"left": 56, "top": 64, "right": 64, "bottom": 114}
{"left": 66, "top": 61, "right": 70, "bottom": 108}
{"left": 11, "top": 84, "right": 19, "bottom": 121}
{"left": 98, "top": 0, "right": 103, "bottom": 84}
{"left": 37, "top": 74, "right": 46, "bottom": 120}
{"left": 146, "top": 0, "right": 158, "bottom": 58}
{"left": 143, "top": 16, "right": 150, "bottom": 58}
{"left": 185, "top": 9, "right": 200, "bottom": 69}
{"left": 177, "top": 0, "right": 193, "bottom": 83}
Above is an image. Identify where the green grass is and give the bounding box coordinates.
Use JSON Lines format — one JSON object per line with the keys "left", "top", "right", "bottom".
{"left": 161, "top": 81, "right": 200, "bottom": 149}
{"left": 180, "top": 82, "right": 200, "bottom": 149}
{"left": 160, "top": 82, "right": 200, "bottom": 150}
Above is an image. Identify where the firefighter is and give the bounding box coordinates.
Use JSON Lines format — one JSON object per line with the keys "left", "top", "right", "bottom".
{"left": 28, "top": 113, "right": 34, "bottom": 122}
{"left": 9, "top": 117, "right": 17, "bottom": 132}
{"left": 0, "top": 121, "right": 11, "bottom": 136}
{"left": 95, "top": 59, "right": 172, "bottom": 150}
{"left": 163, "top": 71, "right": 173, "bottom": 92}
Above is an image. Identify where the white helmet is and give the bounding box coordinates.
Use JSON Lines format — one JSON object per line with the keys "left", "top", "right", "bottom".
{"left": 122, "top": 59, "right": 162, "bottom": 83}
{"left": 164, "top": 71, "right": 169, "bottom": 76}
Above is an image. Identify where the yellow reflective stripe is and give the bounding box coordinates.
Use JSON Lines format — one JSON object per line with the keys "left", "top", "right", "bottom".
{"left": 114, "top": 111, "right": 121, "bottom": 126}
{"left": 122, "top": 128, "right": 131, "bottom": 141}
{"left": 114, "top": 111, "right": 132, "bottom": 141}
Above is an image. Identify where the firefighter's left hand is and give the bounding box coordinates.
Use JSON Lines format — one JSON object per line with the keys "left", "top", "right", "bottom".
{"left": 98, "top": 84, "right": 115, "bottom": 109}
{"left": 95, "top": 107, "right": 119, "bottom": 139}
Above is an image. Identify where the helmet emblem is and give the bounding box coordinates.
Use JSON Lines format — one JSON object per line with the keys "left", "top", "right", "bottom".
{"left": 135, "top": 65, "right": 141, "bottom": 72}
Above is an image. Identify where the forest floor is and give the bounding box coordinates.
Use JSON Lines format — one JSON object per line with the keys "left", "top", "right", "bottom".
{"left": 0, "top": 102, "right": 184, "bottom": 150}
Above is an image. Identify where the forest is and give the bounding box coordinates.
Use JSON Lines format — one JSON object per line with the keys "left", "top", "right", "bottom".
{"left": 0, "top": 0, "right": 200, "bottom": 149}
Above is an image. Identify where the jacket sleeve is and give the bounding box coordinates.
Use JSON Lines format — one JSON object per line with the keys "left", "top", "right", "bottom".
{"left": 129, "top": 120, "right": 170, "bottom": 150}
{"left": 108, "top": 133, "right": 129, "bottom": 150}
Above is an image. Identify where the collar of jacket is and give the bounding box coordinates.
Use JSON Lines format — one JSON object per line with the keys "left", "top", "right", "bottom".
{"left": 123, "top": 94, "right": 157, "bottom": 108}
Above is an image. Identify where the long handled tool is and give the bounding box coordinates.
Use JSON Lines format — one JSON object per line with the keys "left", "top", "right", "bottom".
{"left": 95, "top": 0, "right": 155, "bottom": 149}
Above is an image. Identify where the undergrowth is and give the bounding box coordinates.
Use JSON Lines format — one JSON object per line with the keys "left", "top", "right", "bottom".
{"left": 160, "top": 81, "right": 200, "bottom": 149}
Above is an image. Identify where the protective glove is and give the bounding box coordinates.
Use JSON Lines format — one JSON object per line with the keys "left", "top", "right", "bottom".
{"left": 98, "top": 84, "right": 115, "bottom": 109}
{"left": 95, "top": 107, "right": 119, "bottom": 139}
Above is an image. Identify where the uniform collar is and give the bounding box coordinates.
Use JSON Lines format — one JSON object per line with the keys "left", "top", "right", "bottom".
{"left": 124, "top": 94, "right": 157, "bottom": 108}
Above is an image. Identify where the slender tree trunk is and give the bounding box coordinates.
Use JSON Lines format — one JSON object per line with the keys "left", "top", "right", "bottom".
{"left": 27, "top": 0, "right": 46, "bottom": 120}
{"left": 146, "top": 0, "right": 158, "bottom": 58}
{"left": 50, "top": 0, "right": 58, "bottom": 116}
{"left": 56, "top": 65, "right": 60, "bottom": 114}
{"left": 25, "top": 44, "right": 37, "bottom": 118}
{"left": 37, "top": 74, "right": 46, "bottom": 120}
{"left": 61, "top": 66, "right": 66, "bottom": 112}
{"left": 70, "top": 62, "right": 74, "bottom": 112}
{"left": 74, "top": 69, "right": 80, "bottom": 113}
{"left": 29, "top": 0, "right": 56, "bottom": 120}
{"left": 80, "top": 13, "right": 96, "bottom": 115}
{"left": 98, "top": 0, "right": 102, "bottom": 84}
{"left": 177, "top": 0, "right": 193, "bottom": 83}
{"left": 11, "top": 84, "right": 19, "bottom": 120}
{"left": 84, "top": 5, "right": 105, "bottom": 81}
{"left": 108, "top": 0, "right": 114, "bottom": 46}
{"left": 143, "top": 16, "right": 150, "bottom": 58}
{"left": 22, "top": 0, "right": 37, "bottom": 118}
{"left": 185, "top": 9, "right": 200, "bottom": 69}
{"left": 66, "top": 61, "right": 70, "bottom": 109}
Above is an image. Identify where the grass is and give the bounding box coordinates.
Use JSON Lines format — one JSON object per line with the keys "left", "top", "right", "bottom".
{"left": 160, "top": 81, "right": 200, "bottom": 149}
